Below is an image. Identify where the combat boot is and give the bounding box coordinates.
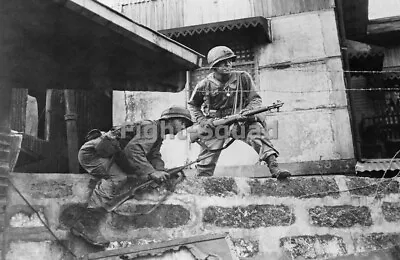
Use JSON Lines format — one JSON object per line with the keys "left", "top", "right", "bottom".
{"left": 70, "top": 207, "right": 109, "bottom": 247}
{"left": 265, "top": 155, "right": 291, "bottom": 180}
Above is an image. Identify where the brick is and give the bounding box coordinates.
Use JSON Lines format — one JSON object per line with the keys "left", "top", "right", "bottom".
{"left": 0, "top": 144, "right": 10, "bottom": 152}
{"left": 203, "top": 205, "right": 294, "bottom": 228}
{"left": 232, "top": 238, "right": 259, "bottom": 258}
{"left": 346, "top": 177, "right": 399, "bottom": 197}
{"left": 174, "top": 177, "right": 238, "bottom": 197}
{"left": 174, "top": 178, "right": 206, "bottom": 195}
{"left": 6, "top": 241, "right": 65, "bottom": 260}
{"left": 0, "top": 212, "right": 5, "bottom": 232}
{"left": 331, "top": 246, "right": 400, "bottom": 260}
{"left": 59, "top": 204, "right": 106, "bottom": 233}
{"left": 249, "top": 177, "right": 340, "bottom": 198}
{"left": 202, "top": 177, "right": 238, "bottom": 197}
{"left": 0, "top": 175, "right": 8, "bottom": 185}
{"left": 382, "top": 202, "right": 400, "bottom": 222}
{"left": 0, "top": 165, "right": 9, "bottom": 177}
{"left": 280, "top": 235, "right": 347, "bottom": 259}
{"left": 30, "top": 180, "right": 73, "bottom": 198}
{"left": 0, "top": 150, "right": 10, "bottom": 163}
{"left": 309, "top": 206, "right": 372, "bottom": 228}
{"left": 0, "top": 133, "right": 12, "bottom": 145}
{"left": 354, "top": 233, "right": 400, "bottom": 252}
{"left": 0, "top": 185, "right": 7, "bottom": 196}
{"left": 111, "top": 204, "right": 190, "bottom": 230}
{"left": 8, "top": 205, "right": 47, "bottom": 228}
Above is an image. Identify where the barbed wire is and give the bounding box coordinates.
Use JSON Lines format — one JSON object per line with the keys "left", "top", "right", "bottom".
{"left": 197, "top": 67, "right": 400, "bottom": 74}
{"left": 9, "top": 180, "right": 78, "bottom": 259}
{"left": 190, "top": 87, "right": 400, "bottom": 94}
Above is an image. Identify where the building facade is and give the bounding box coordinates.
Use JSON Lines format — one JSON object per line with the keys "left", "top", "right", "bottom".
{"left": 108, "top": 0, "right": 355, "bottom": 175}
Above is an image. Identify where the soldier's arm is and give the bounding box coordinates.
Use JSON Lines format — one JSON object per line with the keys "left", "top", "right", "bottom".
{"left": 113, "top": 125, "right": 159, "bottom": 179}
{"left": 242, "top": 72, "right": 263, "bottom": 110}
{"left": 188, "top": 82, "right": 206, "bottom": 124}
{"left": 240, "top": 72, "right": 266, "bottom": 122}
{"left": 148, "top": 140, "right": 165, "bottom": 171}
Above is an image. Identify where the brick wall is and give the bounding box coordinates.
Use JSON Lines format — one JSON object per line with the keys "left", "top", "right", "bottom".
{"left": 5, "top": 173, "right": 400, "bottom": 260}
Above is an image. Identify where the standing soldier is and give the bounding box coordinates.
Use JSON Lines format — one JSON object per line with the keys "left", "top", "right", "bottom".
{"left": 188, "top": 46, "right": 291, "bottom": 179}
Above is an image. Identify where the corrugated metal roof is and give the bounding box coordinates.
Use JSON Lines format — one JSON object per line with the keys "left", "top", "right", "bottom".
{"left": 159, "top": 17, "right": 272, "bottom": 43}
{"left": 356, "top": 159, "right": 400, "bottom": 172}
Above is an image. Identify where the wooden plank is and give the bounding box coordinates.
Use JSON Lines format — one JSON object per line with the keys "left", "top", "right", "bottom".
{"left": 44, "top": 89, "right": 53, "bottom": 141}
{"left": 368, "top": 16, "right": 400, "bottom": 35}
{"left": 383, "top": 46, "right": 400, "bottom": 69}
{"left": 10, "top": 89, "right": 28, "bottom": 133}
{"left": 0, "top": 86, "right": 12, "bottom": 133}
{"left": 85, "top": 233, "right": 229, "bottom": 259}
{"left": 60, "top": 0, "right": 203, "bottom": 67}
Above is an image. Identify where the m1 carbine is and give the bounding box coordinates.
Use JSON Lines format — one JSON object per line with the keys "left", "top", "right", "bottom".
{"left": 104, "top": 152, "right": 217, "bottom": 213}
{"left": 189, "top": 101, "right": 284, "bottom": 143}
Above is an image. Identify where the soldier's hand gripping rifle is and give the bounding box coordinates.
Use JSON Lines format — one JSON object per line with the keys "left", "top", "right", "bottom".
{"left": 189, "top": 101, "right": 284, "bottom": 143}
{"left": 104, "top": 152, "right": 217, "bottom": 213}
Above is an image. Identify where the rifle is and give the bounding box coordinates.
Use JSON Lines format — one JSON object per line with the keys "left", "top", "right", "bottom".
{"left": 189, "top": 101, "right": 284, "bottom": 143}
{"left": 104, "top": 153, "right": 216, "bottom": 213}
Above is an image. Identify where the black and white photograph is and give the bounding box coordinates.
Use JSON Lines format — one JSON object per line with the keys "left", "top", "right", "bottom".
{"left": 1, "top": 0, "right": 400, "bottom": 259}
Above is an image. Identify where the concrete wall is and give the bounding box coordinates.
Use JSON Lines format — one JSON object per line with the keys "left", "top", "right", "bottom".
{"left": 112, "top": 9, "right": 355, "bottom": 172}
{"left": 5, "top": 172, "right": 400, "bottom": 259}
{"left": 257, "top": 11, "right": 354, "bottom": 163}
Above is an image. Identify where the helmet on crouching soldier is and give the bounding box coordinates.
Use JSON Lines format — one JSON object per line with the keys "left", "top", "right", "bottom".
{"left": 160, "top": 106, "right": 193, "bottom": 127}
{"left": 207, "top": 46, "right": 237, "bottom": 69}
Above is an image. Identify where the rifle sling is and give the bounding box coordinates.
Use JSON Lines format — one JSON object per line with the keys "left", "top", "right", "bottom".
{"left": 196, "top": 137, "right": 236, "bottom": 153}
{"left": 110, "top": 139, "right": 235, "bottom": 214}
{"left": 113, "top": 173, "right": 185, "bottom": 216}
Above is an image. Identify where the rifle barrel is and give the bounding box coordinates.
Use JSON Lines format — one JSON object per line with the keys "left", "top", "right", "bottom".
{"left": 242, "top": 106, "right": 277, "bottom": 116}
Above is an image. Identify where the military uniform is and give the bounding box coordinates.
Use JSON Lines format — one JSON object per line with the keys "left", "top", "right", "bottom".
{"left": 78, "top": 120, "right": 165, "bottom": 208}
{"left": 188, "top": 71, "right": 279, "bottom": 176}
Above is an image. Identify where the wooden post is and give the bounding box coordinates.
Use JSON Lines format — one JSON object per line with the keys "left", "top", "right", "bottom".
{"left": 0, "top": 84, "right": 12, "bottom": 260}
{"left": 64, "top": 89, "right": 80, "bottom": 173}
{"left": 45, "top": 89, "right": 53, "bottom": 141}
{"left": 335, "top": 0, "right": 360, "bottom": 160}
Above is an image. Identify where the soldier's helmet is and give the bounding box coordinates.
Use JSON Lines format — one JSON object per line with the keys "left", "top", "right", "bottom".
{"left": 160, "top": 106, "right": 193, "bottom": 127}
{"left": 207, "top": 46, "right": 237, "bottom": 68}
